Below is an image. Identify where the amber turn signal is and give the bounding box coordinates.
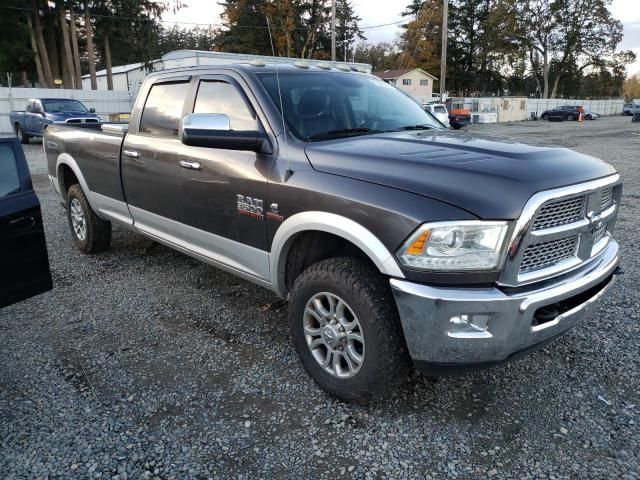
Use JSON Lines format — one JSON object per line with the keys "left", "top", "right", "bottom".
{"left": 405, "top": 230, "right": 430, "bottom": 255}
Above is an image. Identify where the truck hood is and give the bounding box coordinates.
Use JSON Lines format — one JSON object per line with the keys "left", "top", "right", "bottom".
{"left": 304, "top": 130, "right": 617, "bottom": 219}
{"left": 47, "top": 111, "right": 99, "bottom": 119}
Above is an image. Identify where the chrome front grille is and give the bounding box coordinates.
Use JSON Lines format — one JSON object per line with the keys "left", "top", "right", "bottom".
{"left": 593, "top": 222, "right": 608, "bottom": 245}
{"left": 500, "top": 175, "right": 621, "bottom": 286}
{"left": 532, "top": 196, "right": 586, "bottom": 230}
{"left": 520, "top": 236, "right": 579, "bottom": 273}
{"left": 600, "top": 187, "right": 614, "bottom": 211}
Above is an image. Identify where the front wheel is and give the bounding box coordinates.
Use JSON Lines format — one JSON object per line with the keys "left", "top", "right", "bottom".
{"left": 66, "top": 184, "right": 112, "bottom": 253}
{"left": 288, "top": 257, "right": 411, "bottom": 403}
{"left": 16, "top": 125, "right": 29, "bottom": 144}
{"left": 541, "top": 113, "right": 549, "bottom": 121}
{"left": 566, "top": 114, "right": 575, "bottom": 121}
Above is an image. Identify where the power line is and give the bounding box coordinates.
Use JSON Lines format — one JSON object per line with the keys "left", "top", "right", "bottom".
{"left": 0, "top": 5, "right": 407, "bottom": 31}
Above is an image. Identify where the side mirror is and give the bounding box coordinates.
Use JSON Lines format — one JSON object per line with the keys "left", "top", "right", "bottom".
{"left": 180, "top": 113, "right": 271, "bottom": 154}
{"left": 89, "top": 107, "right": 96, "bottom": 113}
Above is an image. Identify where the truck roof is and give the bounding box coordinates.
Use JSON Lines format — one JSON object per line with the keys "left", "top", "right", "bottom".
{"left": 144, "top": 62, "right": 370, "bottom": 80}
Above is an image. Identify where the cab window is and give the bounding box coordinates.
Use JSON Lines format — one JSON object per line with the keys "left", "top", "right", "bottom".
{"left": 139, "top": 81, "right": 189, "bottom": 137}
{"left": 0, "top": 145, "right": 21, "bottom": 197}
{"left": 194, "top": 81, "right": 258, "bottom": 131}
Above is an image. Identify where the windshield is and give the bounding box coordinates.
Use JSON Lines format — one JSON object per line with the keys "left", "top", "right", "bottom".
{"left": 42, "top": 99, "right": 89, "bottom": 113}
{"left": 257, "top": 72, "right": 442, "bottom": 141}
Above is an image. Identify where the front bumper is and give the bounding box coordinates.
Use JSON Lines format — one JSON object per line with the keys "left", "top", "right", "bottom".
{"left": 390, "top": 240, "right": 619, "bottom": 372}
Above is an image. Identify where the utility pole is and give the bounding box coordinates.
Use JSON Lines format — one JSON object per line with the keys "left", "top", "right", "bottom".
{"left": 331, "top": 0, "right": 336, "bottom": 62}
{"left": 440, "top": 0, "right": 448, "bottom": 102}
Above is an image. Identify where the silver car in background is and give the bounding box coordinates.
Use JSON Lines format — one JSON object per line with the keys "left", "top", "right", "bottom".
{"left": 422, "top": 103, "right": 450, "bottom": 128}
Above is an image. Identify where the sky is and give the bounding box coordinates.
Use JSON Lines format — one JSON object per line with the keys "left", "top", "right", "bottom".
{"left": 162, "top": 0, "right": 640, "bottom": 75}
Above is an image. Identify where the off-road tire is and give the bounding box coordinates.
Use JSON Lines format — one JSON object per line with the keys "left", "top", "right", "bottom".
{"left": 66, "top": 184, "right": 112, "bottom": 254}
{"left": 288, "top": 257, "right": 411, "bottom": 403}
{"left": 16, "top": 125, "right": 29, "bottom": 144}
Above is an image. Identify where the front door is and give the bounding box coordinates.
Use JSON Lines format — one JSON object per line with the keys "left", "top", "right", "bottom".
{"left": 174, "top": 75, "right": 275, "bottom": 281}
{"left": 25, "top": 99, "right": 45, "bottom": 135}
{"left": 0, "top": 138, "right": 52, "bottom": 308}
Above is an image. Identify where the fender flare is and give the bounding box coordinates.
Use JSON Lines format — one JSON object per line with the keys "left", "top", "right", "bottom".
{"left": 55, "top": 153, "right": 103, "bottom": 216}
{"left": 270, "top": 211, "right": 405, "bottom": 298}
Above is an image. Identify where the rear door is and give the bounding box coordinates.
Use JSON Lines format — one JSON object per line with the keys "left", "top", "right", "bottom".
{"left": 0, "top": 138, "right": 53, "bottom": 308}
{"left": 121, "top": 77, "right": 192, "bottom": 227}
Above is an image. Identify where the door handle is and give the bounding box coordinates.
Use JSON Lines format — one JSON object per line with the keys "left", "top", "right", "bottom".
{"left": 178, "top": 160, "right": 202, "bottom": 171}
{"left": 123, "top": 149, "right": 140, "bottom": 159}
{"left": 9, "top": 216, "right": 35, "bottom": 228}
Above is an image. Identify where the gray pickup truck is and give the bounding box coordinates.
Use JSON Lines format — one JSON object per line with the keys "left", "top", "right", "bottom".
{"left": 44, "top": 64, "right": 621, "bottom": 402}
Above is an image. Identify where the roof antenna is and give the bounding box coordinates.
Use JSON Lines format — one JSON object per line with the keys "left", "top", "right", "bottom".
{"left": 266, "top": 17, "right": 292, "bottom": 181}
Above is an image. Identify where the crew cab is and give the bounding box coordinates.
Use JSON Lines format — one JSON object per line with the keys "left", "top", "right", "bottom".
{"left": 44, "top": 64, "right": 621, "bottom": 402}
{"left": 11, "top": 98, "right": 100, "bottom": 144}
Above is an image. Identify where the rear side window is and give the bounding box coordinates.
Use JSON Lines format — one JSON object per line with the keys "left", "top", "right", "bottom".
{"left": 434, "top": 106, "right": 446, "bottom": 114}
{"left": 0, "top": 145, "right": 21, "bottom": 197}
{"left": 139, "top": 81, "right": 189, "bottom": 137}
{"left": 194, "top": 81, "right": 258, "bottom": 131}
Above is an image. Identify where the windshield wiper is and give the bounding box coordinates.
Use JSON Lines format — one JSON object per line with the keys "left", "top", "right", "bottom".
{"left": 395, "top": 124, "right": 435, "bottom": 131}
{"left": 307, "top": 128, "right": 383, "bottom": 140}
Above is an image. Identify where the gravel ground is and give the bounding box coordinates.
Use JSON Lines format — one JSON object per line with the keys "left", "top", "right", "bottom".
{"left": 1, "top": 116, "right": 639, "bottom": 480}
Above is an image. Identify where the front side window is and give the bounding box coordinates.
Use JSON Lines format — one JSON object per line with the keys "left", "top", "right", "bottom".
{"left": 139, "top": 81, "right": 189, "bottom": 137}
{"left": 0, "top": 145, "right": 21, "bottom": 197}
{"left": 402, "top": 78, "right": 412, "bottom": 86}
{"left": 42, "top": 99, "right": 88, "bottom": 113}
{"left": 258, "top": 72, "right": 442, "bottom": 141}
{"left": 194, "top": 81, "right": 258, "bottom": 131}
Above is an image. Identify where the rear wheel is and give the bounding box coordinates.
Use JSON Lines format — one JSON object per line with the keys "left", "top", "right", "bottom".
{"left": 288, "top": 257, "right": 411, "bottom": 403}
{"left": 16, "top": 125, "right": 29, "bottom": 144}
{"left": 66, "top": 184, "right": 112, "bottom": 254}
{"left": 541, "top": 113, "right": 549, "bottom": 121}
{"left": 566, "top": 114, "right": 575, "bottom": 121}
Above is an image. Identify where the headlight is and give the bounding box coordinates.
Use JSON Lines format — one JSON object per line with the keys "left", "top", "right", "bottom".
{"left": 397, "top": 221, "right": 508, "bottom": 271}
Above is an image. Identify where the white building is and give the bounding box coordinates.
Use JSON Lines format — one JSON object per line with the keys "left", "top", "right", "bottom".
{"left": 81, "top": 61, "right": 162, "bottom": 95}
{"left": 373, "top": 68, "right": 438, "bottom": 104}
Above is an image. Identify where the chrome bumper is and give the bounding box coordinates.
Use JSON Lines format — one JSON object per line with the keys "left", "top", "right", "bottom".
{"left": 390, "top": 240, "right": 619, "bottom": 369}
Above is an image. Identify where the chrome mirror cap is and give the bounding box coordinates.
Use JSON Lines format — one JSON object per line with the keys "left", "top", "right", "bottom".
{"left": 181, "top": 113, "right": 231, "bottom": 134}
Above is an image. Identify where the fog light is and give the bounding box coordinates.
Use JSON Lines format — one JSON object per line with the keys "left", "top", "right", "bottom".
{"left": 448, "top": 314, "right": 493, "bottom": 338}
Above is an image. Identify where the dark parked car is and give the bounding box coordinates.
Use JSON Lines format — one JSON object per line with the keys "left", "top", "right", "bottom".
{"left": 541, "top": 105, "right": 581, "bottom": 121}
{"left": 10, "top": 98, "right": 100, "bottom": 144}
{"left": 0, "top": 137, "right": 52, "bottom": 308}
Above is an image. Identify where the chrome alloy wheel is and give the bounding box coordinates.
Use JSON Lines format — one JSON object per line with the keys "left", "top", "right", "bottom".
{"left": 303, "top": 292, "right": 365, "bottom": 378}
{"left": 70, "top": 198, "right": 87, "bottom": 241}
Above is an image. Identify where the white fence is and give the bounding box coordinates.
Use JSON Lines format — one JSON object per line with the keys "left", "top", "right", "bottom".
{"left": 0, "top": 87, "right": 133, "bottom": 134}
{"left": 448, "top": 97, "right": 625, "bottom": 122}
{"left": 528, "top": 98, "right": 625, "bottom": 117}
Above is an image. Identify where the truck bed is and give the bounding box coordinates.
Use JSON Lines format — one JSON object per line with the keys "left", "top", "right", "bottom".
{"left": 44, "top": 123, "right": 128, "bottom": 203}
